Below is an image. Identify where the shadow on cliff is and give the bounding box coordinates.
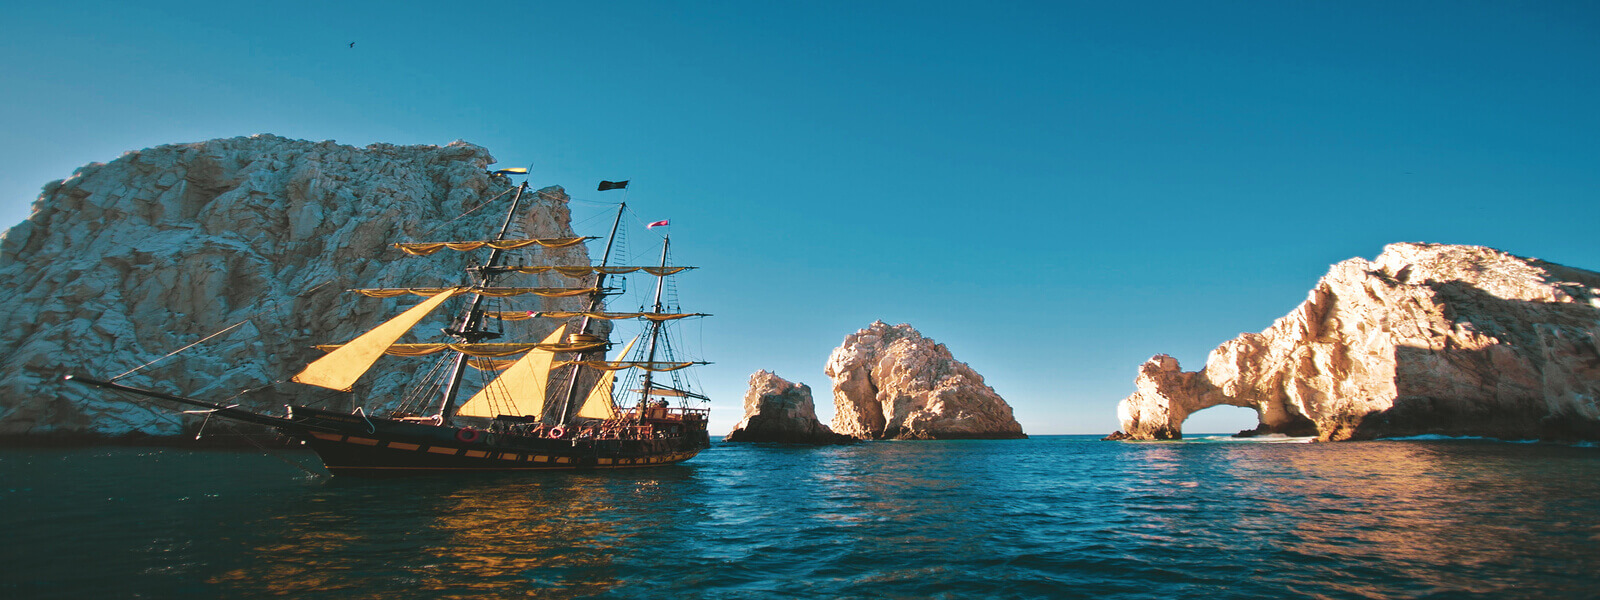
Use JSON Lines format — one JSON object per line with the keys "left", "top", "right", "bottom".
{"left": 1224, "top": 409, "right": 1317, "bottom": 439}
{"left": 1341, "top": 280, "right": 1600, "bottom": 441}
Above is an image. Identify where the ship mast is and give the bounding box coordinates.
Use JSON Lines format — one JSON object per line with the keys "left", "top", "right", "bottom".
{"left": 636, "top": 234, "right": 671, "bottom": 411}
{"left": 555, "top": 203, "right": 627, "bottom": 424}
{"left": 434, "top": 182, "right": 527, "bottom": 422}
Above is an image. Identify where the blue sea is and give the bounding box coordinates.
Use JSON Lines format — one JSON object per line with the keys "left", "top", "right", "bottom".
{"left": 2, "top": 435, "right": 1597, "bottom": 599}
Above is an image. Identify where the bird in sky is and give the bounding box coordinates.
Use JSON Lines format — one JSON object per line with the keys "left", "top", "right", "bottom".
{"left": 348, "top": 42, "right": 355, "bottom": 48}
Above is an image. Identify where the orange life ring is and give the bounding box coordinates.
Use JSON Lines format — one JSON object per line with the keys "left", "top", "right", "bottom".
{"left": 456, "top": 428, "right": 482, "bottom": 443}
{"left": 548, "top": 426, "right": 566, "bottom": 439}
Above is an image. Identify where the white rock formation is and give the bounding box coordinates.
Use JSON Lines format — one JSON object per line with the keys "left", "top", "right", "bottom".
{"left": 724, "top": 370, "right": 851, "bottom": 444}
{"left": 1116, "top": 243, "right": 1600, "bottom": 441}
{"left": 0, "top": 135, "right": 593, "bottom": 436}
{"left": 826, "top": 321, "right": 1025, "bottom": 440}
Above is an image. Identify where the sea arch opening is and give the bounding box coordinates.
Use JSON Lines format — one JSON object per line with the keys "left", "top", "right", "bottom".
{"left": 1182, "top": 404, "right": 1260, "bottom": 437}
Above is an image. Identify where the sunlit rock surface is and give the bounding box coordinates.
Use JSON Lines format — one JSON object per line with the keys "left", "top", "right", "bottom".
{"left": 826, "top": 321, "right": 1025, "bottom": 440}
{"left": 724, "top": 370, "right": 852, "bottom": 444}
{"left": 0, "top": 135, "right": 591, "bottom": 435}
{"left": 1117, "top": 243, "right": 1600, "bottom": 442}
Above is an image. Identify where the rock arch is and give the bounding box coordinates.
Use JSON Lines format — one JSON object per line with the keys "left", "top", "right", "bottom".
{"left": 1114, "top": 243, "right": 1600, "bottom": 442}
{"left": 1184, "top": 404, "right": 1262, "bottom": 436}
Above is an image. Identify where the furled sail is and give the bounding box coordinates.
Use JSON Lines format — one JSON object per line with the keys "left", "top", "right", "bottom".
{"left": 467, "top": 358, "right": 516, "bottom": 371}
{"left": 558, "top": 360, "right": 705, "bottom": 373}
{"left": 575, "top": 336, "right": 638, "bottom": 420}
{"left": 484, "top": 265, "right": 695, "bottom": 277}
{"left": 313, "top": 341, "right": 605, "bottom": 357}
{"left": 455, "top": 326, "right": 567, "bottom": 419}
{"left": 291, "top": 288, "right": 458, "bottom": 391}
{"left": 485, "top": 310, "right": 708, "bottom": 322}
{"left": 351, "top": 287, "right": 596, "bottom": 298}
{"left": 630, "top": 385, "right": 709, "bottom": 401}
{"left": 394, "top": 237, "right": 595, "bottom": 256}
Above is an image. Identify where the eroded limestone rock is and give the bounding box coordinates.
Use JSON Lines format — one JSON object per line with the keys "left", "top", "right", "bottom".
{"left": 1116, "top": 243, "right": 1600, "bottom": 442}
{"left": 826, "top": 321, "right": 1025, "bottom": 440}
{"left": 0, "top": 135, "right": 592, "bottom": 435}
{"left": 724, "top": 370, "right": 852, "bottom": 444}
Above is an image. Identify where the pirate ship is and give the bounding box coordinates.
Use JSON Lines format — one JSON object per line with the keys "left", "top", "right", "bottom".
{"left": 67, "top": 180, "right": 711, "bottom": 475}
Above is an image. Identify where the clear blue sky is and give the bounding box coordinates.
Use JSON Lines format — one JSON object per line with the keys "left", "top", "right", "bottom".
{"left": 4, "top": 1, "right": 1597, "bottom": 434}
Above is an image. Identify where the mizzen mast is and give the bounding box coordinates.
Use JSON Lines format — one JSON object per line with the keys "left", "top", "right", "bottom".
{"left": 635, "top": 234, "right": 672, "bottom": 412}
{"left": 556, "top": 202, "right": 628, "bottom": 424}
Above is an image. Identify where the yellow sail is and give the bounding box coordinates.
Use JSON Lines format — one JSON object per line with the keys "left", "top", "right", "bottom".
{"left": 291, "top": 288, "right": 458, "bottom": 391}
{"left": 455, "top": 326, "right": 567, "bottom": 419}
{"left": 558, "top": 360, "right": 703, "bottom": 373}
{"left": 576, "top": 336, "right": 638, "bottom": 419}
{"left": 313, "top": 341, "right": 607, "bottom": 357}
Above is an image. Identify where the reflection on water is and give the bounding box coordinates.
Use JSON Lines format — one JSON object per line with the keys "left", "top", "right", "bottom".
{"left": 205, "top": 472, "right": 712, "bottom": 598}
{"left": 2, "top": 439, "right": 1597, "bottom": 599}
{"left": 1119, "top": 439, "right": 1600, "bottom": 598}
{"left": 1248, "top": 442, "right": 1599, "bottom": 597}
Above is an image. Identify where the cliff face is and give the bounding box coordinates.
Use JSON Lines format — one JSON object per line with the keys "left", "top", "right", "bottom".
{"left": 0, "top": 135, "right": 591, "bottom": 435}
{"left": 1117, "top": 243, "right": 1600, "bottom": 442}
{"left": 826, "top": 321, "right": 1025, "bottom": 440}
{"left": 724, "top": 370, "right": 852, "bottom": 444}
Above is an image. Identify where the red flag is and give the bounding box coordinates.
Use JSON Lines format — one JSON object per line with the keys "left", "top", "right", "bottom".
{"left": 647, "top": 219, "right": 669, "bottom": 229}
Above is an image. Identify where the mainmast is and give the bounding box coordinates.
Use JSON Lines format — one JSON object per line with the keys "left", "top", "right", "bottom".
{"left": 556, "top": 203, "right": 627, "bottom": 423}
{"left": 434, "top": 182, "right": 528, "bottom": 422}
{"left": 636, "top": 234, "right": 671, "bottom": 411}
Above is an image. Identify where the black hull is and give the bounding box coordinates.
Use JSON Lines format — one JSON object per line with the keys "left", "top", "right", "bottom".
{"left": 286, "top": 406, "right": 710, "bottom": 476}
{"left": 64, "top": 376, "right": 714, "bottom": 478}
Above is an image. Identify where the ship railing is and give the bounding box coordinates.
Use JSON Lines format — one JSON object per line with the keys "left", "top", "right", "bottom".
{"left": 623, "top": 406, "right": 709, "bottom": 421}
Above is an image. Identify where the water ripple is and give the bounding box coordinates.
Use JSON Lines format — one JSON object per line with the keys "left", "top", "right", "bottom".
{"left": 2, "top": 438, "right": 1598, "bottom": 598}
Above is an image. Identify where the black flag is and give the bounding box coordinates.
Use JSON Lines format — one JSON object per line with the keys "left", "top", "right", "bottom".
{"left": 598, "top": 180, "right": 629, "bottom": 191}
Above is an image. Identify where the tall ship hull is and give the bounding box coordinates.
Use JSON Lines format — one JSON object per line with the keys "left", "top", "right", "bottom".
{"left": 293, "top": 406, "right": 710, "bottom": 476}
{"left": 70, "top": 176, "right": 712, "bottom": 476}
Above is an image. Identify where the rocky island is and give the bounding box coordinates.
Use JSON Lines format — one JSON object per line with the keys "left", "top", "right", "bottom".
{"left": 724, "top": 371, "right": 853, "bottom": 444}
{"left": 1114, "top": 243, "right": 1600, "bottom": 442}
{"left": 827, "top": 321, "right": 1025, "bottom": 440}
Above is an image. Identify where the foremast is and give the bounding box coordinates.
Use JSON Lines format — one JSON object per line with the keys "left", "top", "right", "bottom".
{"left": 435, "top": 182, "right": 530, "bottom": 422}
{"left": 288, "top": 182, "right": 601, "bottom": 412}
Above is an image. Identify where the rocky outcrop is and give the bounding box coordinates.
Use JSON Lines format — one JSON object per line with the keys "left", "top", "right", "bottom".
{"left": 1116, "top": 243, "right": 1600, "bottom": 442}
{"left": 0, "top": 135, "right": 592, "bottom": 436}
{"left": 826, "top": 321, "right": 1025, "bottom": 440}
{"left": 724, "top": 371, "right": 853, "bottom": 444}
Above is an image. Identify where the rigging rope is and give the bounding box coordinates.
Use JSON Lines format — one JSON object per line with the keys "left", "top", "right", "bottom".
{"left": 408, "top": 185, "right": 518, "bottom": 241}
{"left": 111, "top": 280, "right": 336, "bottom": 381}
{"left": 112, "top": 319, "right": 253, "bottom": 381}
{"left": 396, "top": 353, "right": 454, "bottom": 415}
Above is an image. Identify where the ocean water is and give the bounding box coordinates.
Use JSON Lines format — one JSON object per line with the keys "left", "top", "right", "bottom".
{"left": 2, "top": 435, "right": 1597, "bottom": 599}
